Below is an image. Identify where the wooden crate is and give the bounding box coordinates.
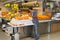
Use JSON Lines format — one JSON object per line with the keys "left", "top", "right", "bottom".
{"left": 38, "top": 23, "right": 48, "bottom": 34}
{"left": 51, "top": 23, "right": 58, "bottom": 32}
{"left": 57, "top": 23, "right": 60, "bottom": 31}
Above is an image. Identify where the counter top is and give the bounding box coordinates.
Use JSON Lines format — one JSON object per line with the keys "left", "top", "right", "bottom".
{"left": 52, "top": 18, "right": 60, "bottom": 20}
{"left": 39, "top": 20, "right": 51, "bottom": 23}
{"left": 38, "top": 18, "right": 60, "bottom": 23}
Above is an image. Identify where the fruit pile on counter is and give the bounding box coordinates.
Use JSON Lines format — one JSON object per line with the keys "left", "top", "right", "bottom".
{"left": 37, "top": 13, "right": 51, "bottom": 20}
{"left": 2, "top": 10, "right": 51, "bottom": 21}
{"left": 2, "top": 11, "right": 32, "bottom": 21}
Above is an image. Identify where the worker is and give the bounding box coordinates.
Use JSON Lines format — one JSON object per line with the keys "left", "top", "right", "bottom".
{"left": 27, "top": 6, "right": 39, "bottom": 40}
{"left": 0, "top": 8, "right": 2, "bottom": 26}
{"left": 0, "top": 8, "right": 2, "bottom": 18}
{"left": 0, "top": 8, "right": 6, "bottom": 32}
{"left": 0, "top": 8, "right": 2, "bottom": 28}
{"left": 0, "top": 8, "right": 2, "bottom": 23}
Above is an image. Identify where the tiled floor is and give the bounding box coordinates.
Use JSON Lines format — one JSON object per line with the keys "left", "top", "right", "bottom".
{"left": 21, "top": 32, "right": 60, "bottom": 40}
{"left": 0, "top": 29, "right": 60, "bottom": 40}
{"left": 0, "top": 30, "right": 10, "bottom": 40}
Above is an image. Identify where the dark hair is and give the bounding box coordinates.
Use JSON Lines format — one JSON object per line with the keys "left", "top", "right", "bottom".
{"left": 29, "top": 6, "right": 33, "bottom": 10}
{"left": 24, "top": 1, "right": 28, "bottom": 3}
{"left": 0, "top": 8, "right": 1, "bottom": 10}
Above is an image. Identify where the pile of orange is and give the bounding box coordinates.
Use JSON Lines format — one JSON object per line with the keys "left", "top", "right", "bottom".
{"left": 14, "top": 15, "right": 21, "bottom": 20}
{"left": 2, "top": 12, "right": 12, "bottom": 20}
{"left": 14, "top": 13, "right": 32, "bottom": 20}
{"left": 21, "top": 14, "right": 29, "bottom": 20}
{"left": 2, "top": 12, "right": 8, "bottom": 18}
{"left": 37, "top": 13, "right": 51, "bottom": 20}
{"left": 5, "top": 16, "right": 11, "bottom": 21}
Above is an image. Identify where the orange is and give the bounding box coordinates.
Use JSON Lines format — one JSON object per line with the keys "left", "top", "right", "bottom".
{"left": 37, "top": 13, "right": 50, "bottom": 20}
{"left": 2, "top": 12, "right": 8, "bottom": 18}
{"left": 15, "top": 15, "right": 21, "bottom": 20}
{"left": 21, "top": 15, "right": 29, "bottom": 20}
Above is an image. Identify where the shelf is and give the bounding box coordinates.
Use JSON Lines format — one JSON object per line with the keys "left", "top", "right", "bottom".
{"left": 47, "top": 1, "right": 55, "bottom": 2}
{"left": 33, "top": 7, "right": 41, "bottom": 9}
{"left": 47, "top": 0, "right": 60, "bottom": 2}
{"left": 0, "top": 0, "right": 22, "bottom": 5}
{"left": 0, "top": 1, "right": 12, "bottom": 5}
{"left": 22, "top": 1, "right": 37, "bottom": 5}
{"left": 20, "top": 7, "right": 40, "bottom": 10}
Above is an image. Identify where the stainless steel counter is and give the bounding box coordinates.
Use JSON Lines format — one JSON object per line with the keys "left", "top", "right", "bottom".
{"left": 38, "top": 19, "right": 60, "bottom": 34}
{"left": 15, "top": 19, "right": 60, "bottom": 38}
{"left": 38, "top": 20, "right": 52, "bottom": 34}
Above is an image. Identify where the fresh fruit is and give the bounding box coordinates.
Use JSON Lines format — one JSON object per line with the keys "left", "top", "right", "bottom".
{"left": 37, "top": 13, "right": 51, "bottom": 20}
{"left": 11, "top": 14, "right": 14, "bottom": 16}
{"left": 2, "top": 12, "right": 8, "bottom": 18}
{"left": 8, "top": 12, "right": 12, "bottom": 15}
{"left": 21, "top": 14, "right": 30, "bottom": 20}
{"left": 5, "top": 3, "right": 11, "bottom": 7}
{"left": 11, "top": 4, "right": 19, "bottom": 10}
{"left": 5, "top": 16, "right": 11, "bottom": 20}
{"left": 14, "top": 15, "right": 21, "bottom": 20}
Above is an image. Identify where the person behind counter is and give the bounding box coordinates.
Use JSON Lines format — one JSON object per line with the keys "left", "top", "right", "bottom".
{"left": 0, "top": 8, "right": 2, "bottom": 28}
{"left": 0, "top": 8, "right": 4, "bottom": 31}
{"left": 27, "top": 6, "right": 39, "bottom": 40}
{"left": 0, "top": 8, "right": 6, "bottom": 32}
{"left": 0, "top": 8, "right": 2, "bottom": 18}
{"left": 0, "top": 8, "right": 2, "bottom": 24}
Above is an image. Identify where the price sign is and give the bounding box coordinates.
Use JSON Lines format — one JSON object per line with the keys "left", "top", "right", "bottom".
{"left": 9, "top": 18, "right": 34, "bottom": 27}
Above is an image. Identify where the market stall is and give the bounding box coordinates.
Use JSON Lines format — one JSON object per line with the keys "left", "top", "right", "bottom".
{"left": 1, "top": 0, "right": 60, "bottom": 40}
{"left": 1, "top": 1, "right": 41, "bottom": 40}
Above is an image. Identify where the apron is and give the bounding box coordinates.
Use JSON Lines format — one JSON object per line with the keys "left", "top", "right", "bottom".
{"left": 31, "top": 11, "right": 38, "bottom": 24}
{"left": 31, "top": 11, "right": 39, "bottom": 38}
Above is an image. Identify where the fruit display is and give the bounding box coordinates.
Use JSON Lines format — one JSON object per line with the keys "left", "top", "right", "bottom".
{"left": 11, "top": 3, "right": 19, "bottom": 10}
{"left": 2, "top": 11, "right": 15, "bottom": 21}
{"left": 2, "top": 10, "right": 51, "bottom": 20}
{"left": 4, "top": 3, "right": 11, "bottom": 8}
{"left": 21, "top": 14, "right": 32, "bottom": 20}
{"left": 14, "top": 14, "right": 21, "bottom": 20}
{"left": 14, "top": 13, "right": 32, "bottom": 20}
{"left": 37, "top": 13, "right": 51, "bottom": 20}
{"left": 2, "top": 12, "right": 8, "bottom": 18}
{"left": 5, "top": 16, "right": 11, "bottom": 21}
{"left": 2, "top": 10, "right": 33, "bottom": 21}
